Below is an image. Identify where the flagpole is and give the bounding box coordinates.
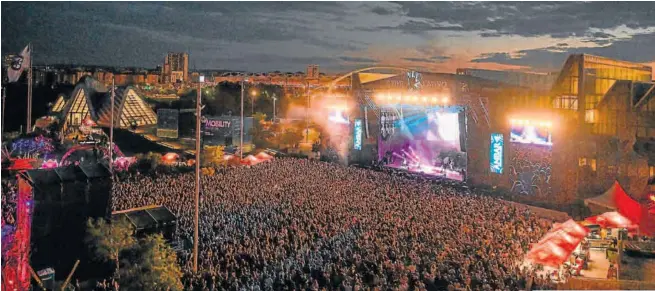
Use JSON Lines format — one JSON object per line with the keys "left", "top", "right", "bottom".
{"left": 26, "top": 43, "right": 32, "bottom": 133}
{"left": 109, "top": 77, "right": 115, "bottom": 173}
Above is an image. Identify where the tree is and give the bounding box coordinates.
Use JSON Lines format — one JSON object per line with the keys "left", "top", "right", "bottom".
{"left": 119, "top": 234, "right": 184, "bottom": 291}
{"left": 250, "top": 112, "right": 274, "bottom": 148}
{"left": 279, "top": 128, "right": 303, "bottom": 149}
{"left": 85, "top": 217, "right": 136, "bottom": 277}
{"left": 202, "top": 145, "right": 226, "bottom": 167}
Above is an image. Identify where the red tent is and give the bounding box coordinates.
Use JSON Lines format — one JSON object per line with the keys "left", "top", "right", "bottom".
{"left": 584, "top": 181, "right": 642, "bottom": 226}
{"left": 526, "top": 240, "right": 573, "bottom": 267}
{"left": 255, "top": 152, "right": 274, "bottom": 161}
{"left": 241, "top": 155, "right": 261, "bottom": 166}
{"left": 6, "top": 158, "right": 36, "bottom": 170}
{"left": 585, "top": 211, "right": 637, "bottom": 229}
{"left": 640, "top": 193, "right": 655, "bottom": 235}
{"left": 525, "top": 219, "right": 588, "bottom": 267}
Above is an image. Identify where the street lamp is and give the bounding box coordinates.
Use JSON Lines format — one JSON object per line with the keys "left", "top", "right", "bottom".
{"left": 240, "top": 76, "right": 247, "bottom": 159}
{"left": 272, "top": 95, "right": 277, "bottom": 123}
{"left": 193, "top": 80, "right": 202, "bottom": 274}
{"left": 250, "top": 89, "right": 257, "bottom": 115}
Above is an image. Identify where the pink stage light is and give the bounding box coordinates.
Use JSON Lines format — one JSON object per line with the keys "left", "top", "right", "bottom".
{"left": 40, "top": 159, "right": 58, "bottom": 169}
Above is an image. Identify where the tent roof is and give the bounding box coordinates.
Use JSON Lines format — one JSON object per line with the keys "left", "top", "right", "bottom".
{"left": 584, "top": 181, "right": 642, "bottom": 224}
{"left": 585, "top": 181, "right": 634, "bottom": 210}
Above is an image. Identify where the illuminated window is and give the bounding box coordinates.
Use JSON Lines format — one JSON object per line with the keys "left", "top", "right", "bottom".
{"left": 119, "top": 89, "right": 157, "bottom": 127}
{"left": 52, "top": 96, "right": 66, "bottom": 112}
{"left": 553, "top": 95, "right": 578, "bottom": 110}
{"left": 579, "top": 158, "right": 597, "bottom": 171}
{"left": 585, "top": 109, "right": 597, "bottom": 123}
{"left": 67, "top": 89, "right": 90, "bottom": 126}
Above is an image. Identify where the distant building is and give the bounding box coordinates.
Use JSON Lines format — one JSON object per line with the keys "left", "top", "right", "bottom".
{"left": 191, "top": 72, "right": 201, "bottom": 83}
{"left": 307, "top": 64, "right": 320, "bottom": 79}
{"left": 145, "top": 73, "right": 160, "bottom": 84}
{"left": 162, "top": 52, "right": 189, "bottom": 83}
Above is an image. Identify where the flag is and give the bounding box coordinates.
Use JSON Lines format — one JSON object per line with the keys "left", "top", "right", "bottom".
{"left": 7, "top": 45, "right": 31, "bottom": 83}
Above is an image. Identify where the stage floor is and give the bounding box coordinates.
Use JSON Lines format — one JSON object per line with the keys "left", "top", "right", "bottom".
{"left": 580, "top": 248, "right": 611, "bottom": 279}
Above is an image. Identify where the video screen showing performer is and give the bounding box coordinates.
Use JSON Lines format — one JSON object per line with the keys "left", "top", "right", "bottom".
{"left": 379, "top": 106, "right": 466, "bottom": 181}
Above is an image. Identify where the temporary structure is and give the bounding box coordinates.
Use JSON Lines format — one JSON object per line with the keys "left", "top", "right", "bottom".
{"left": 584, "top": 181, "right": 642, "bottom": 224}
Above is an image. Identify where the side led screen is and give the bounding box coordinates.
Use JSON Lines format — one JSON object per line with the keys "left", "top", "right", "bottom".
{"left": 353, "top": 119, "right": 362, "bottom": 150}
{"left": 490, "top": 133, "right": 503, "bottom": 174}
{"left": 510, "top": 122, "right": 552, "bottom": 146}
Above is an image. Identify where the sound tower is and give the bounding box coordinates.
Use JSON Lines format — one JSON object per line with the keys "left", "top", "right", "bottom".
{"left": 459, "top": 109, "right": 467, "bottom": 152}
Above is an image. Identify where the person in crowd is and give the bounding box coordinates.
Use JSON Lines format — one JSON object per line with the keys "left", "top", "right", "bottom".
{"left": 110, "top": 158, "right": 553, "bottom": 290}
{"left": 1, "top": 180, "right": 18, "bottom": 226}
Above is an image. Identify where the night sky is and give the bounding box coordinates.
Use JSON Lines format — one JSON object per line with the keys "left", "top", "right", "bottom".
{"left": 2, "top": 2, "right": 655, "bottom": 76}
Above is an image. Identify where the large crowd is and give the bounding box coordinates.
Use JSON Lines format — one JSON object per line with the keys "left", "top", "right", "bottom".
{"left": 2, "top": 179, "right": 18, "bottom": 226}
{"left": 113, "top": 158, "right": 556, "bottom": 290}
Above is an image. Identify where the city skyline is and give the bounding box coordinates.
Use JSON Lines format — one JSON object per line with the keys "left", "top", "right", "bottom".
{"left": 2, "top": 2, "right": 655, "bottom": 77}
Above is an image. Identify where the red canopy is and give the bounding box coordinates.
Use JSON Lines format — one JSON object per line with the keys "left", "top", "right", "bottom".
{"left": 6, "top": 158, "right": 36, "bottom": 170}
{"left": 525, "top": 219, "right": 588, "bottom": 267}
{"left": 526, "top": 241, "right": 572, "bottom": 268}
{"left": 585, "top": 211, "right": 637, "bottom": 229}
{"left": 241, "top": 155, "right": 262, "bottom": 166}
{"left": 255, "top": 152, "right": 274, "bottom": 161}
{"left": 640, "top": 194, "right": 655, "bottom": 235}
{"left": 584, "top": 181, "right": 642, "bottom": 227}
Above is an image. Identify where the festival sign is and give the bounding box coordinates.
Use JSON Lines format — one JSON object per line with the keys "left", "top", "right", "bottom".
{"left": 490, "top": 133, "right": 504, "bottom": 174}
{"left": 202, "top": 116, "right": 234, "bottom": 146}
{"left": 353, "top": 119, "right": 363, "bottom": 150}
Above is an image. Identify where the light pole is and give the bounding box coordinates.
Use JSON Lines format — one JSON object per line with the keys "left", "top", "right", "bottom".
{"left": 193, "top": 82, "right": 201, "bottom": 274}
{"left": 240, "top": 76, "right": 245, "bottom": 159}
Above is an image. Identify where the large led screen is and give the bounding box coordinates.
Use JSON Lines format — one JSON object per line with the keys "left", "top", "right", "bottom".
{"left": 379, "top": 106, "right": 466, "bottom": 181}
{"left": 510, "top": 124, "right": 552, "bottom": 146}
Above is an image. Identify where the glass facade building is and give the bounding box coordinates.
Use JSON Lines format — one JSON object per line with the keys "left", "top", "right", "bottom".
{"left": 551, "top": 54, "right": 652, "bottom": 123}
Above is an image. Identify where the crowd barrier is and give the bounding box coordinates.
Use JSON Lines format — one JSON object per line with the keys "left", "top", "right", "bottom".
{"left": 557, "top": 277, "right": 655, "bottom": 290}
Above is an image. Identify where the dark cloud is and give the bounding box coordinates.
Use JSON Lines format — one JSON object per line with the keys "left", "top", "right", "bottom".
{"left": 378, "top": 20, "right": 456, "bottom": 35}
{"left": 591, "top": 32, "right": 615, "bottom": 39}
{"left": 1, "top": 2, "right": 654, "bottom": 73}
{"left": 1, "top": 2, "right": 354, "bottom": 71}
{"left": 472, "top": 53, "right": 515, "bottom": 64}
{"left": 339, "top": 56, "right": 378, "bottom": 63}
{"left": 480, "top": 31, "right": 504, "bottom": 38}
{"left": 371, "top": 6, "right": 395, "bottom": 15}
{"left": 379, "top": 2, "right": 655, "bottom": 38}
{"left": 473, "top": 32, "right": 655, "bottom": 71}
{"left": 403, "top": 56, "right": 451, "bottom": 63}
